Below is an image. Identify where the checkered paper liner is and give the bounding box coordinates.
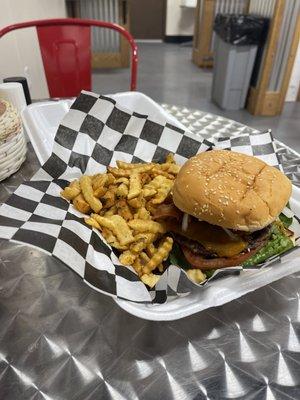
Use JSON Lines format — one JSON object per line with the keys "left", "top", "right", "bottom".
{"left": 0, "top": 90, "right": 300, "bottom": 304}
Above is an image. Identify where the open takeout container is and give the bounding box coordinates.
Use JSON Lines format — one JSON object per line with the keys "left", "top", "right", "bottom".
{"left": 1, "top": 90, "right": 300, "bottom": 321}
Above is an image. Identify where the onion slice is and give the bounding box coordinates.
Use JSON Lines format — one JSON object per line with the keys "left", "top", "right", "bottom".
{"left": 222, "top": 227, "right": 240, "bottom": 241}
{"left": 182, "top": 213, "right": 189, "bottom": 231}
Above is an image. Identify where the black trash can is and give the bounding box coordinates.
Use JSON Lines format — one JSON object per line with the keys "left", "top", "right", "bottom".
{"left": 211, "top": 14, "right": 269, "bottom": 110}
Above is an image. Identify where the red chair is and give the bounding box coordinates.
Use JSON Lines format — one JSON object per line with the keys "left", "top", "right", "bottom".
{"left": 0, "top": 18, "right": 138, "bottom": 97}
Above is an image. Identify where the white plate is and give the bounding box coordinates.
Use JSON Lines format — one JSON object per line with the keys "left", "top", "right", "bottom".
{"left": 21, "top": 92, "right": 187, "bottom": 165}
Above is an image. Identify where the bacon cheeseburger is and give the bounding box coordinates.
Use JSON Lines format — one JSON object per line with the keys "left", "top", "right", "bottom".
{"left": 166, "top": 150, "right": 294, "bottom": 271}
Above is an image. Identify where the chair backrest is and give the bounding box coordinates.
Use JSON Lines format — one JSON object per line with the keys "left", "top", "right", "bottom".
{"left": 0, "top": 18, "right": 138, "bottom": 97}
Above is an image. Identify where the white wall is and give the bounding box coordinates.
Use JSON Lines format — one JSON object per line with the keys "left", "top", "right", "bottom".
{"left": 165, "top": 0, "right": 195, "bottom": 36}
{"left": 0, "top": 0, "right": 66, "bottom": 99}
{"left": 285, "top": 41, "right": 300, "bottom": 102}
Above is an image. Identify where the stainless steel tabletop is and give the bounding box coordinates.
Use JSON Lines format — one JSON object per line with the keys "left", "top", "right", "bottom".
{"left": 0, "top": 105, "right": 300, "bottom": 400}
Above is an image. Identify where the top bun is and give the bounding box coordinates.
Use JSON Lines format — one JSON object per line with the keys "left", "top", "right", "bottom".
{"left": 172, "top": 150, "right": 292, "bottom": 232}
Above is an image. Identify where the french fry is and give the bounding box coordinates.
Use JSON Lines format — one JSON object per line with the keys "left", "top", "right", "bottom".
{"left": 150, "top": 167, "right": 174, "bottom": 179}
{"left": 80, "top": 175, "right": 102, "bottom": 213}
{"left": 92, "top": 173, "right": 101, "bottom": 181}
{"left": 165, "top": 153, "right": 175, "bottom": 164}
{"left": 102, "top": 227, "right": 117, "bottom": 243}
{"left": 111, "top": 242, "right": 128, "bottom": 250}
{"left": 85, "top": 216, "right": 100, "bottom": 229}
{"left": 158, "top": 163, "right": 180, "bottom": 175}
{"left": 134, "top": 164, "right": 156, "bottom": 174}
{"left": 108, "top": 164, "right": 154, "bottom": 178}
{"left": 130, "top": 232, "right": 155, "bottom": 253}
{"left": 117, "top": 199, "right": 133, "bottom": 221}
{"left": 140, "top": 273, "right": 160, "bottom": 288}
{"left": 93, "top": 214, "right": 134, "bottom": 246}
{"left": 61, "top": 180, "right": 81, "bottom": 200}
{"left": 128, "top": 173, "right": 142, "bottom": 200}
{"left": 128, "top": 219, "right": 166, "bottom": 234}
{"left": 103, "top": 205, "right": 117, "bottom": 217}
{"left": 143, "top": 237, "right": 173, "bottom": 274}
{"left": 93, "top": 186, "right": 107, "bottom": 198}
{"left": 73, "top": 193, "right": 91, "bottom": 214}
{"left": 146, "top": 243, "right": 156, "bottom": 258}
{"left": 116, "top": 160, "right": 142, "bottom": 170}
{"left": 116, "top": 183, "right": 129, "bottom": 198}
{"left": 115, "top": 177, "right": 129, "bottom": 184}
{"left": 167, "top": 164, "right": 180, "bottom": 175}
{"left": 107, "top": 167, "right": 130, "bottom": 177}
{"left": 134, "top": 207, "right": 150, "bottom": 220}
{"left": 143, "top": 175, "right": 165, "bottom": 191}
{"left": 92, "top": 174, "right": 108, "bottom": 190}
{"left": 142, "top": 188, "right": 157, "bottom": 198}
{"left": 107, "top": 173, "right": 116, "bottom": 185}
{"left": 132, "top": 257, "right": 143, "bottom": 276}
{"left": 151, "top": 178, "right": 173, "bottom": 204}
{"left": 128, "top": 196, "right": 145, "bottom": 209}
{"left": 116, "top": 161, "right": 155, "bottom": 172}
{"left": 139, "top": 252, "right": 150, "bottom": 264}
{"left": 186, "top": 269, "right": 206, "bottom": 284}
{"left": 102, "top": 187, "right": 116, "bottom": 209}
{"left": 102, "top": 227, "right": 128, "bottom": 250}
{"left": 119, "top": 250, "right": 138, "bottom": 266}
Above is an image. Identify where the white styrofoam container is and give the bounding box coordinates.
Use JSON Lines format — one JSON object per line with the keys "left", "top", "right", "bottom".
{"left": 21, "top": 92, "right": 300, "bottom": 321}
{"left": 21, "top": 92, "right": 186, "bottom": 165}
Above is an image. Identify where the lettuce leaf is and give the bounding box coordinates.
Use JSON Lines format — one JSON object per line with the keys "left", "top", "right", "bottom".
{"left": 243, "top": 223, "right": 294, "bottom": 267}
{"left": 169, "top": 243, "right": 192, "bottom": 270}
{"left": 279, "top": 213, "right": 293, "bottom": 228}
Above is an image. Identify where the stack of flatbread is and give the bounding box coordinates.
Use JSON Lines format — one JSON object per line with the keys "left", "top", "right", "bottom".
{"left": 0, "top": 99, "right": 27, "bottom": 181}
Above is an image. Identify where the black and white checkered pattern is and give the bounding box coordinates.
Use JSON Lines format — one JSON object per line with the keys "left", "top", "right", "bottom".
{"left": 212, "top": 130, "right": 281, "bottom": 169}
{"left": 0, "top": 91, "right": 298, "bottom": 304}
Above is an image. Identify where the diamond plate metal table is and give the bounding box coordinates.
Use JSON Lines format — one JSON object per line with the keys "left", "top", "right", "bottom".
{"left": 0, "top": 105, "right": 300, "bottom": 400}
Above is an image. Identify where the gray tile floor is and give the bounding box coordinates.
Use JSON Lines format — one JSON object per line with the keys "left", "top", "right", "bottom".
{"left": 92, "top": 43, "right": 300, "bottom": 152}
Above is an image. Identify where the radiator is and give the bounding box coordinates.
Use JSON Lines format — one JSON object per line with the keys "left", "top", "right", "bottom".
{"left": 79, "top": 0, "right": 120, "bottom": 53}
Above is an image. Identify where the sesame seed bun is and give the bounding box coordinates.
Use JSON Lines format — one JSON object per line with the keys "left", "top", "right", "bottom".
{"left": 172, "top": 150, "right": 292, "bottom": 232}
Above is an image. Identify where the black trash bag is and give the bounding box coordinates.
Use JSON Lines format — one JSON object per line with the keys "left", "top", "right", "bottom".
{"left": 214, "top": 14, "right": 269, "bottom": 46}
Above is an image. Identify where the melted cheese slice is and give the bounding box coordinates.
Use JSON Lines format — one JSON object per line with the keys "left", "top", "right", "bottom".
{"left": 168, "top": 219, "right": 247, "bottom": 257}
